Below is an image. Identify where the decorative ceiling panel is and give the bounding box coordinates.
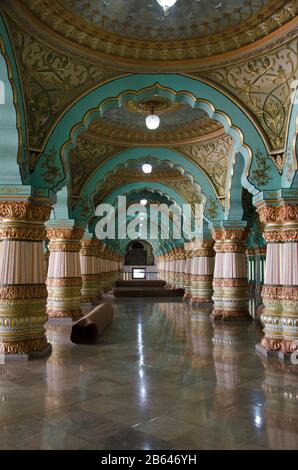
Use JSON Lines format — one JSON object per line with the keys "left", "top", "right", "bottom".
{"left": 199, "top": 35, "right": 298, "bottom": 152}
{"left": 7, "top": 19, "right": 121, "bottom": 151}
{"left": 85, "top": 96, "right": 223, "bottom": 146}
{"left": 175, "top": 134, "right": 233, "bottom": 198}
{"left": 4, "top": 0, "right": 296, "bottom": 65}
{"left": 70, "top": 137, "right": 124, "bottom": 197}
{"left": 61, "top": 0, "right": 271, "bottom": 41}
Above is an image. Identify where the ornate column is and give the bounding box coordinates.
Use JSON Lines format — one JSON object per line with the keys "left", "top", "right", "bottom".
{"left": 80, "top": 238, "right": 98, "bottom": 306}
{"left": 190, "top": 240, "right": 215, "bottom": 304}
{"left": 163, "top": 252, "right": 170, "bottom": 286}
{"left": 0, "top": 194, "right": 52, "bottom": 356}
{"left": 95, "top": 241, "right": 103, "bottom": 300}
{"left": 211, "top": 223, "right": 250, "bottom": 320}
{"left": 255, "top": 192, "right": 298, "bottom": 357}
{"left": 184, "top": 243, "right": 193, "bottom": 301}
{"left": 246, "top": 248, "right": 256, "bottom": 291}
{"left": 174, "top": 247, "right": 186, "bottom": 290}
{"left": 46, "top": 224, "right": 84, "bottom": 319}
{"left": 168, "top": 249, "right": 175, "bottom": 287}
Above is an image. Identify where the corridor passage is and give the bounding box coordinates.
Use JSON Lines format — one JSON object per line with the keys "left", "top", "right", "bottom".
{"left": 0, "top": 298, "right": 297, "bottom": 450}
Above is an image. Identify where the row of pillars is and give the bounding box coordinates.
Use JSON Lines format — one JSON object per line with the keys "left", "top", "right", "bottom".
{"left": 45, "top": 227, "right": 122, "bottom": 319}
{"left": 0, "top": 199, "right": 122, "bottom": 356}
{"left": 157, "top": 206, "right": 298, "bottom": 357}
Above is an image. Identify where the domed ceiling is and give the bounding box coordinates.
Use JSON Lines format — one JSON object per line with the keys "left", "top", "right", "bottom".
{"left": 61, "top": 0, "right": 270, "bottom": 41}
{"left": 5, "top": 0, "right": 295, "bottom": 66}
{"left": 84, "top": 96, "right": 223, "bottom": 146}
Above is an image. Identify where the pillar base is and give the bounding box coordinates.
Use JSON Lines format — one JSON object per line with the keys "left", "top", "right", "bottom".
{"left": 48, "top": 309, "right": 82, "bottom": 320}
{"left": 0, "top": 343, "right": 52, "bottom": 361}
{"left": 255, "top": 343, "right": 293, "bottom": 361}
{"left": 211, "top": 308, "right": 252, "bottom": 321}
{"left": 191, "top": 296, "right": 213, "bottom": 304}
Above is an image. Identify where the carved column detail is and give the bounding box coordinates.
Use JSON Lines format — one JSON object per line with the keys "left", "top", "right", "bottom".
{"left": 0, "top": 199, "right": 52, "bottom": 355}
{"left": 256, "top": 199, "right": 298, "bottom": 355}
{"left": 80, "top": 239, "right": 98, "bottom": 305}
{"left": 173, "top": 247, "right": 186, "bottom": 290}
{"left": 47, "top": 226, "right": 84, "bottom": 319}
{"left": 211, "top": 226, "right": 250, "bottom": 320}
{"left": 184, "top": 244, "right": 193, "bottom": 301}
{"left": 190, "top": 240, "right": 215, "bottom": 304}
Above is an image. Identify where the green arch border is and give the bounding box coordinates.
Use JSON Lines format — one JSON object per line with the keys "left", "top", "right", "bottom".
{"left": 71, "top": 147, "right": 223, "bottom": 224}
{"left": 32, "top": 74, "right": 280, "bottom": 197}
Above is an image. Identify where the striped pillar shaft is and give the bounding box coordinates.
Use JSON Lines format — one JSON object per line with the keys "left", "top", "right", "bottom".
{"left": 174, "top": 248, "right": 186, "bottom": 290}
{"left": 190, "top": 240, "right": 215, "bottom": 304}
{"left": 95, "top": 242, "right": 103, "bottom": 300}
{"left": 0, "top": 200, "right": 51, "bottom": 355}
{"left": 211, "top": 227, "right": 250, "bottom": 321}
{"left": 184, "top": 247, "right": 192, "bottom": 301}
{"left": 47, "top": 226, "right": 84, "bottom": 319}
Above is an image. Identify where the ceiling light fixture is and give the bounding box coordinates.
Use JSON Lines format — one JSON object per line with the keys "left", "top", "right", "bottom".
{"left": 145, "top": 104, "right": 160, "bottom": 130}
{"left": 140, "top": 199, "right": 147, "bottom": 206}
{"left": 142, "top": 163, "right": 153, "bottom": 174}
{"left": 157, "top": 0, "right": 177, "bottom": 16}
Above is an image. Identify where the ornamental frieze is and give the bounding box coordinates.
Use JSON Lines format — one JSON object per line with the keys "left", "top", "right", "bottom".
{"left": 47, "top": 309, "right": 81, "bottom": 319}
{"left": 0, "top": 337, "right": 48, "bottom": 354}
{"left": 46, "top": 277, "right": 82, "bottom": 287}
{"left": 258, "top": 204, "right": 298, "bottom": 225}
{"left": 262, "top": 285, "right": 298, "bottom": 301}
{"left": 262, "top": 229, "right": 298, "bottom": 243}
{"left": 0, "top": 284, "right": 48, "bottom": 300}
{"left": 261, "top": 336, "right": 298, "bottom": 353}
{"left": 47, "top": 227, "right": 84, "bottom": 241}
{"left": 6, "top": 0, "right": 296, "bottom": 65}
{"left": 212, "top": 228, "right": 248, "bottom": 242}
{"left": 213, "top": 279, "right": 249, "bottom": 288}
{"left": 48, "top": 242, "right": 82, "bottom": 252}
{"left": 213, "top": 244, "right": 248, "bottom": 253}
{"left": 0, "top": 201, "right": 52, "bottom": 222}
{"left": 0, "top": 226, "right": 46, "bottom": 241}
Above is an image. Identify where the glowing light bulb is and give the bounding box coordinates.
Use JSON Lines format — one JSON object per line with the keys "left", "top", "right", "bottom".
{"left": 142, "top": 163, "right": 153, "bottom": 174}
{"left": 140, "top": 199, "right": 147, "bottom": 206}
{"left": 157, "top": 0, "right": 177, "bottom": 16}
{"left": 145, "top": 114, "right": 160, "bottom": 130}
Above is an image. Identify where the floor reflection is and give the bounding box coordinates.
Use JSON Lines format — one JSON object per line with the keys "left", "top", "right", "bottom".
{"left": 0, "top": 298, "right": 297, "bottom": 449}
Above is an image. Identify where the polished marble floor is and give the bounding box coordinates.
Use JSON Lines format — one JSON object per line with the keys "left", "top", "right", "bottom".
{"left": 0, "top": 297, "right": 298, "bottom": 450}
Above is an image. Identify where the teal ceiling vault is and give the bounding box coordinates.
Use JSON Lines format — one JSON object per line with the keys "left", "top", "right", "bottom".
{"left": 31, "top": 74, "right": 280, "bottom": 202}
{"left": 72, "top": 148, "right": 218, "bottom": 225}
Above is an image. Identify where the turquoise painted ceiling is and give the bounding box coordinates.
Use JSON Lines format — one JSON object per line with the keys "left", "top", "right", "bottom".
{"left": 100, "top": 104, "right": 207, "bottom": 131}
{"left": 61, "top": 0, "right": 269, "bottom": 40}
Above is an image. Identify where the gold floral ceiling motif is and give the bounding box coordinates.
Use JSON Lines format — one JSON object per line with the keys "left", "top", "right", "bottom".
{"left": 70, "top": 137, "right": 124, "bottom": 198}
{"left": 199, "top": 35, "right": 298, "bottom": 153}
{"left": 175, "top": 134, "right": 233, "bottom": 199}
{"left": 4, "top": 0, "right": 296, "bottom": 65}
{"left": 7, "top": 19, "right": 121, "bottom": 151}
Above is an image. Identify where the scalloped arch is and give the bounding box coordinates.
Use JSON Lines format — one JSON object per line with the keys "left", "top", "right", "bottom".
{"left": 71, "top": 148, "right": 219, "bottom": 224}
{"left": 32, "top": 74, "right": 279, "bottom": 200}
